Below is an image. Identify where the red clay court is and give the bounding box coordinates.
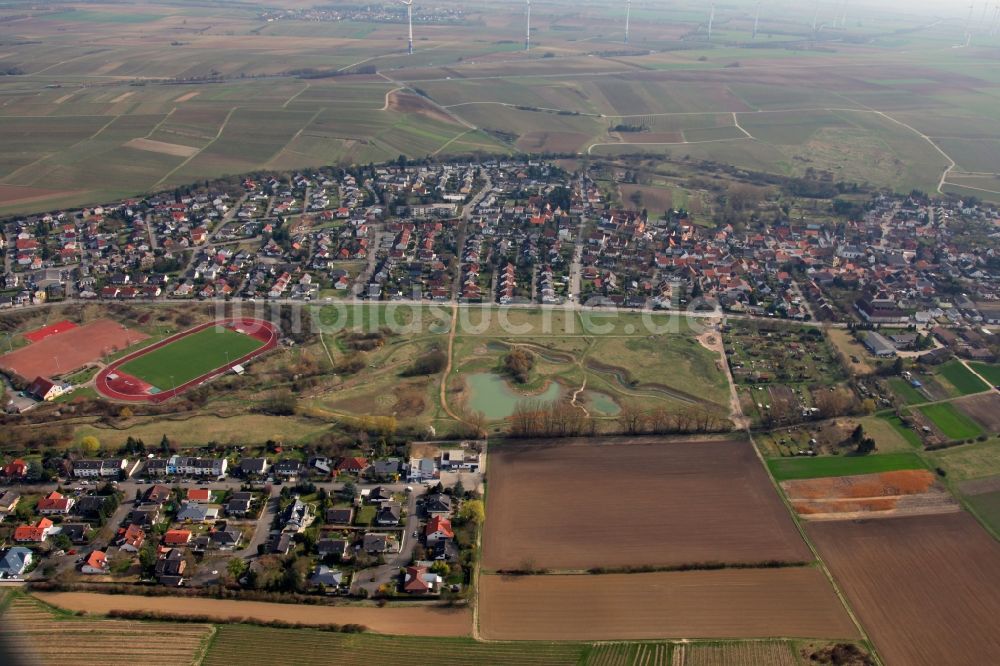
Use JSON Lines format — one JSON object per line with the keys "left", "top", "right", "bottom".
{"left": 0, "top": 319, "right": 147, "bottom": 381}
{"left": 23, "top": 320, "right": 77, "bottom": 343}
{"left": 96, "top": 318, "right": 278, "bottom": 403}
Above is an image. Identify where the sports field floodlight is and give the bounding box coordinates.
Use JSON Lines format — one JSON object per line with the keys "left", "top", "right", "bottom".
{"left": 401, "top": 0, "right": 414, "bottom": 55}
{"left": 525, "top": 0, "right": 531, "bottom": 51}
{"left": 625, "top": 0, "right": 632, "bottom": 44}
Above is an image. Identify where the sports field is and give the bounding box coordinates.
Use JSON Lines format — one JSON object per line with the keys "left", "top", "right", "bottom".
{"left": 118, "top": 326, "right": 263, "bottom": 390}
{"left": 96, "top": 318, "right": 278, "bottom": 402}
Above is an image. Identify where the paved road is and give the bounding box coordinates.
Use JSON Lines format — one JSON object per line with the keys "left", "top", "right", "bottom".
{"left": 351, "top": 488, "right": 422, "bottom": 596}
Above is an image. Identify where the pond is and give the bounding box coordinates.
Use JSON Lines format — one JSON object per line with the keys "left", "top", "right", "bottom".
{"left": 465, "top": 372, "right": 562, "bottom": 420}
{"left": 583, "top": 390, "right": 621, "bottom": 416}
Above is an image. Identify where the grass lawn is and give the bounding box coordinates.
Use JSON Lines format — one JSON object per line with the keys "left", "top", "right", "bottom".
{"left": 766, "top": 452, "right": 928, "bottom": 481}
{"left": 888, "top": 377, "right": 926, "bottom": 405}
{"left": 881, "top": 414, "right": 923, "bottom": 448}
{"left": 966, "top": 490, "right": 1000, "bottom": 538}
{"left": 936, "top": 360, "right": 990, "bottom": 396}
{"left": 927, "top": 438, "right": 1000, "bottom": 481}
{"left": 919, "top": 402, "right": 985, "bottom": 440}
{"left": 354, "top": 504, "right": 376, "bottom": 526}
{"left": 118, "top": 327, "right": 263, "bottom": 389}
{"left": 969, "top": 362, "right": 1000, "bottom": 387}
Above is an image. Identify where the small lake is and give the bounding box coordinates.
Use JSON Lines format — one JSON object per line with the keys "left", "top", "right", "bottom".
{"left": 584, "top": 390, "right": 621, "bottom": 416}
{"left": 466, "top": 372, "right": 562, "bottom": 420}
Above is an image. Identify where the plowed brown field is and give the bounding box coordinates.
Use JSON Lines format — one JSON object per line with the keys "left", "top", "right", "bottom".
{"left": 808, "top": 512, "right": 1000, "bottom": 666}
{"left": 33, "top": 592, "right": 472, "bottom": 637}
{"left": 483, "top": 437, "right": 811, "bottom": 571}
{"left": 955, "top": 392, "right": 1000, "bottom": 432}
{"left": 478, "top": 569, "right": 860, "bottom": 641}
{"left": 781, "top": 470, "right": 958, "bottom": 519}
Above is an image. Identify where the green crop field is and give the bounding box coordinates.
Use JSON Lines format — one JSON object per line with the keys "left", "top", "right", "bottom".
{"left": 967, "top": 490, "right": 1000, "bottom": 537}
{"left": 202, "top": 625, "right": 587, "bottom": 665}
{"left": 118, "top": 326, "right": 263, "bottom": 390}
{"left": 919, "top": 402, "right": 985, "bottom": 441}
{"left": 969, "top": 363, "right": 1000, "bottom": 387}
{"left": 766, "top": 452, "right": 928, "bottom": 482}
{"left": 936, "top": 361, "right": 990, "bottom": 396}
{"left": 889, "top": 378, "right": 926, "bottom": 405}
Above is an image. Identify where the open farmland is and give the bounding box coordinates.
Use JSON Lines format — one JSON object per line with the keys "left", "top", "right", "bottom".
{"left": 934, "top": 360, "right": 990, "bottom": 396}
{"left": 780, "top": 469, "right": 958, "bottom": 520}
{"left": 482, "top": 437, "right": 812, "bottom": 571}
{"left": 679, "top": 641, "right": 797, "bottom": 666}
{"left": 477, "top": 569, "right": 860, "bottom": 641}
{"left": 969, "top": 362, "right": 1000, "bottom": 386}
{"left": 33, "top": 592, "right": 472, "bottom": 637}
{"left": 766, "top": 451, "right": 927, "bottom": 481}
{"left": 954, "top": 393, "right": 1000, "bottom": 433}
{"left": 918, "top": 402, "right": 984, "bottom": 440}
{"left": 0, "top": 594, "right": 212, "bottom": 666}
{"left": 807, "top": 513, "right": 1000, "bottom": 666}
{"left": 203, "top": 625, "right": 585, "bottom": 666}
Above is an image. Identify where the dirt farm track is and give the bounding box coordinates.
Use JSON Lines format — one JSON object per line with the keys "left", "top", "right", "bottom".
{"left": 477, "top": 569, "right": 860, "bottom": 641}
{"left": 807, "top": 512, "right": 1000, "bottom": 666}
{"left": 482, "top": 436, "right": 812, "bottom": 571}
{"left": 32, "top": 592, "right": 472, "bottom": 637}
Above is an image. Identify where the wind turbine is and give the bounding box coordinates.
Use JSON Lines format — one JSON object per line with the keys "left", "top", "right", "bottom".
{"left": 625, "top": 0, "right": 632, "bottom": 45}
{"left": 708, "top": 3, "right": 715, "bottom": 41}
{"left": 752, "top": 1, "right": 761, "bottom": 40}
{"left": 812, "top": 3, "right": 819, "bottom": 35}
{"left": 965, "top": 2, "right": 974, "bottom": 42}
{"left": 840, "top": 0, "right": 849, "bottom": 28}
{"left": 525, "top": 0, "right": 531, "bottom": 51}
{"left": 401, "top": 0, "right": 414, "bottom": 55}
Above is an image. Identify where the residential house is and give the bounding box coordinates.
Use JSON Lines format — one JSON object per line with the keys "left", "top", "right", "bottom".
{"left": 0, "top": 547, "right": 33, "bottom": 577}
{"left": 155, "top": 548, "right": 186, "bottom": 586}
{"left": 176, "top": 504, "right": 219, "bottom": 523}
{"left": 0, "top": 490, "right": 22, "bottom": 516}
{"left": 423, "top": 493, "right": 453, "bottom": 517}
{"left": 187, "top": 488, "right": 212, "bottom": 503}
{"left": 127, "top": 505, "right": 161, "bottom": 527}
{"left": 375, "top": 502, "right": 402, "bottom": 526}
{"left": 239, "top": 458, "right": 270, "bottom": 478}
{"left": 37, "top": 491, "right": 75, "bottom": 515}
{"left": 336, "top": 457, "right": 369, "bottom": 475}
{"left": 73, "top": 458, "right": 127, "bottom": 479}
{"left": 26, "top": 376, "right": 68, "bottom": 401}
{"left": 309, "top": 565, "right": 343, "bottom": 589}
{"left": 119, "top": 524, "right": 146, "bottom": 553}
{"left": 439, "top": 448, "right": 481, "bottom": 472}
{"left": 274, "top": 459, "right": 303, "bottom": 479}
{"left": 208, "top": 525, "right": 243, "bottom": 550}
{"left": 2, "top": 459, "right": 28, "bottom": 480}
{"left": 226, "top": 492, "right": 254, "bottom": 517}
{"left": 366, "top": 459, "right": 402, "bottom": 480}
{"left": 164, "top": 529, "right": 192, "bottom": 546}
{"left": 317, "top": 538, "right": 349, "bottom": 559}
{"left": 81, "top": 550, "right": 109, "bottom": 575}
{"left": 59, "top": 523, "right": 89, "bottom": 544}
{"left": 362, "top": 532, "right": 398, "bottom": 554}
{"left": 281, "top": 496, "right": 312, "bottom": 533}
{"left": 425, "top": 516, "right": 454, "bottom": 544}
{"left": 367, "top": 486, "right": 393, "bottom": 504}
{"left": 14, "top": 518, "right": 54, "bottom": 543}
{"left": 402, "top": 564, "right": 442, "bottom": 594}
{"left": 142, "top": 484, "right": 172, "bottom": 506}
{"left": 75, "top": 495, "right": 113, "bottom": 521}
{"left": 408, "top": 457, "right": 437, "bottom": 482}
{"left": 325, "top": 508, "right": 353, "bottom": 525}
{"left": 147, "top": 455, "right": 228, "bottom": 478}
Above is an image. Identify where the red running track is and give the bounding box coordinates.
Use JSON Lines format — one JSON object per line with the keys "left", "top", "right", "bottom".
{"left": 94, "top": 318, "right": 279, "bottom": 403}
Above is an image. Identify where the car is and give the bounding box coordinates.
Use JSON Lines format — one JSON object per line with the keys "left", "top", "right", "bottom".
{"left": 412, "top": 530, "right": 418, "bottom": 538}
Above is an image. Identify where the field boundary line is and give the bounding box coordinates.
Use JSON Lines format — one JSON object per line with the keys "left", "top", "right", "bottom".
{"left": 283, "top": 81, "right": 310, "bottom": 108}
{"left": 193, "top": 624, "right": 219, "bottom": 666}
{"left": 154, "top": 106, "right": 238, "bottom": 189}
{"left": 1, "top": 113, "right": 122, "bottom": 185}
{"left": 746, "top": 428, "right": 883, "bottom": 666}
